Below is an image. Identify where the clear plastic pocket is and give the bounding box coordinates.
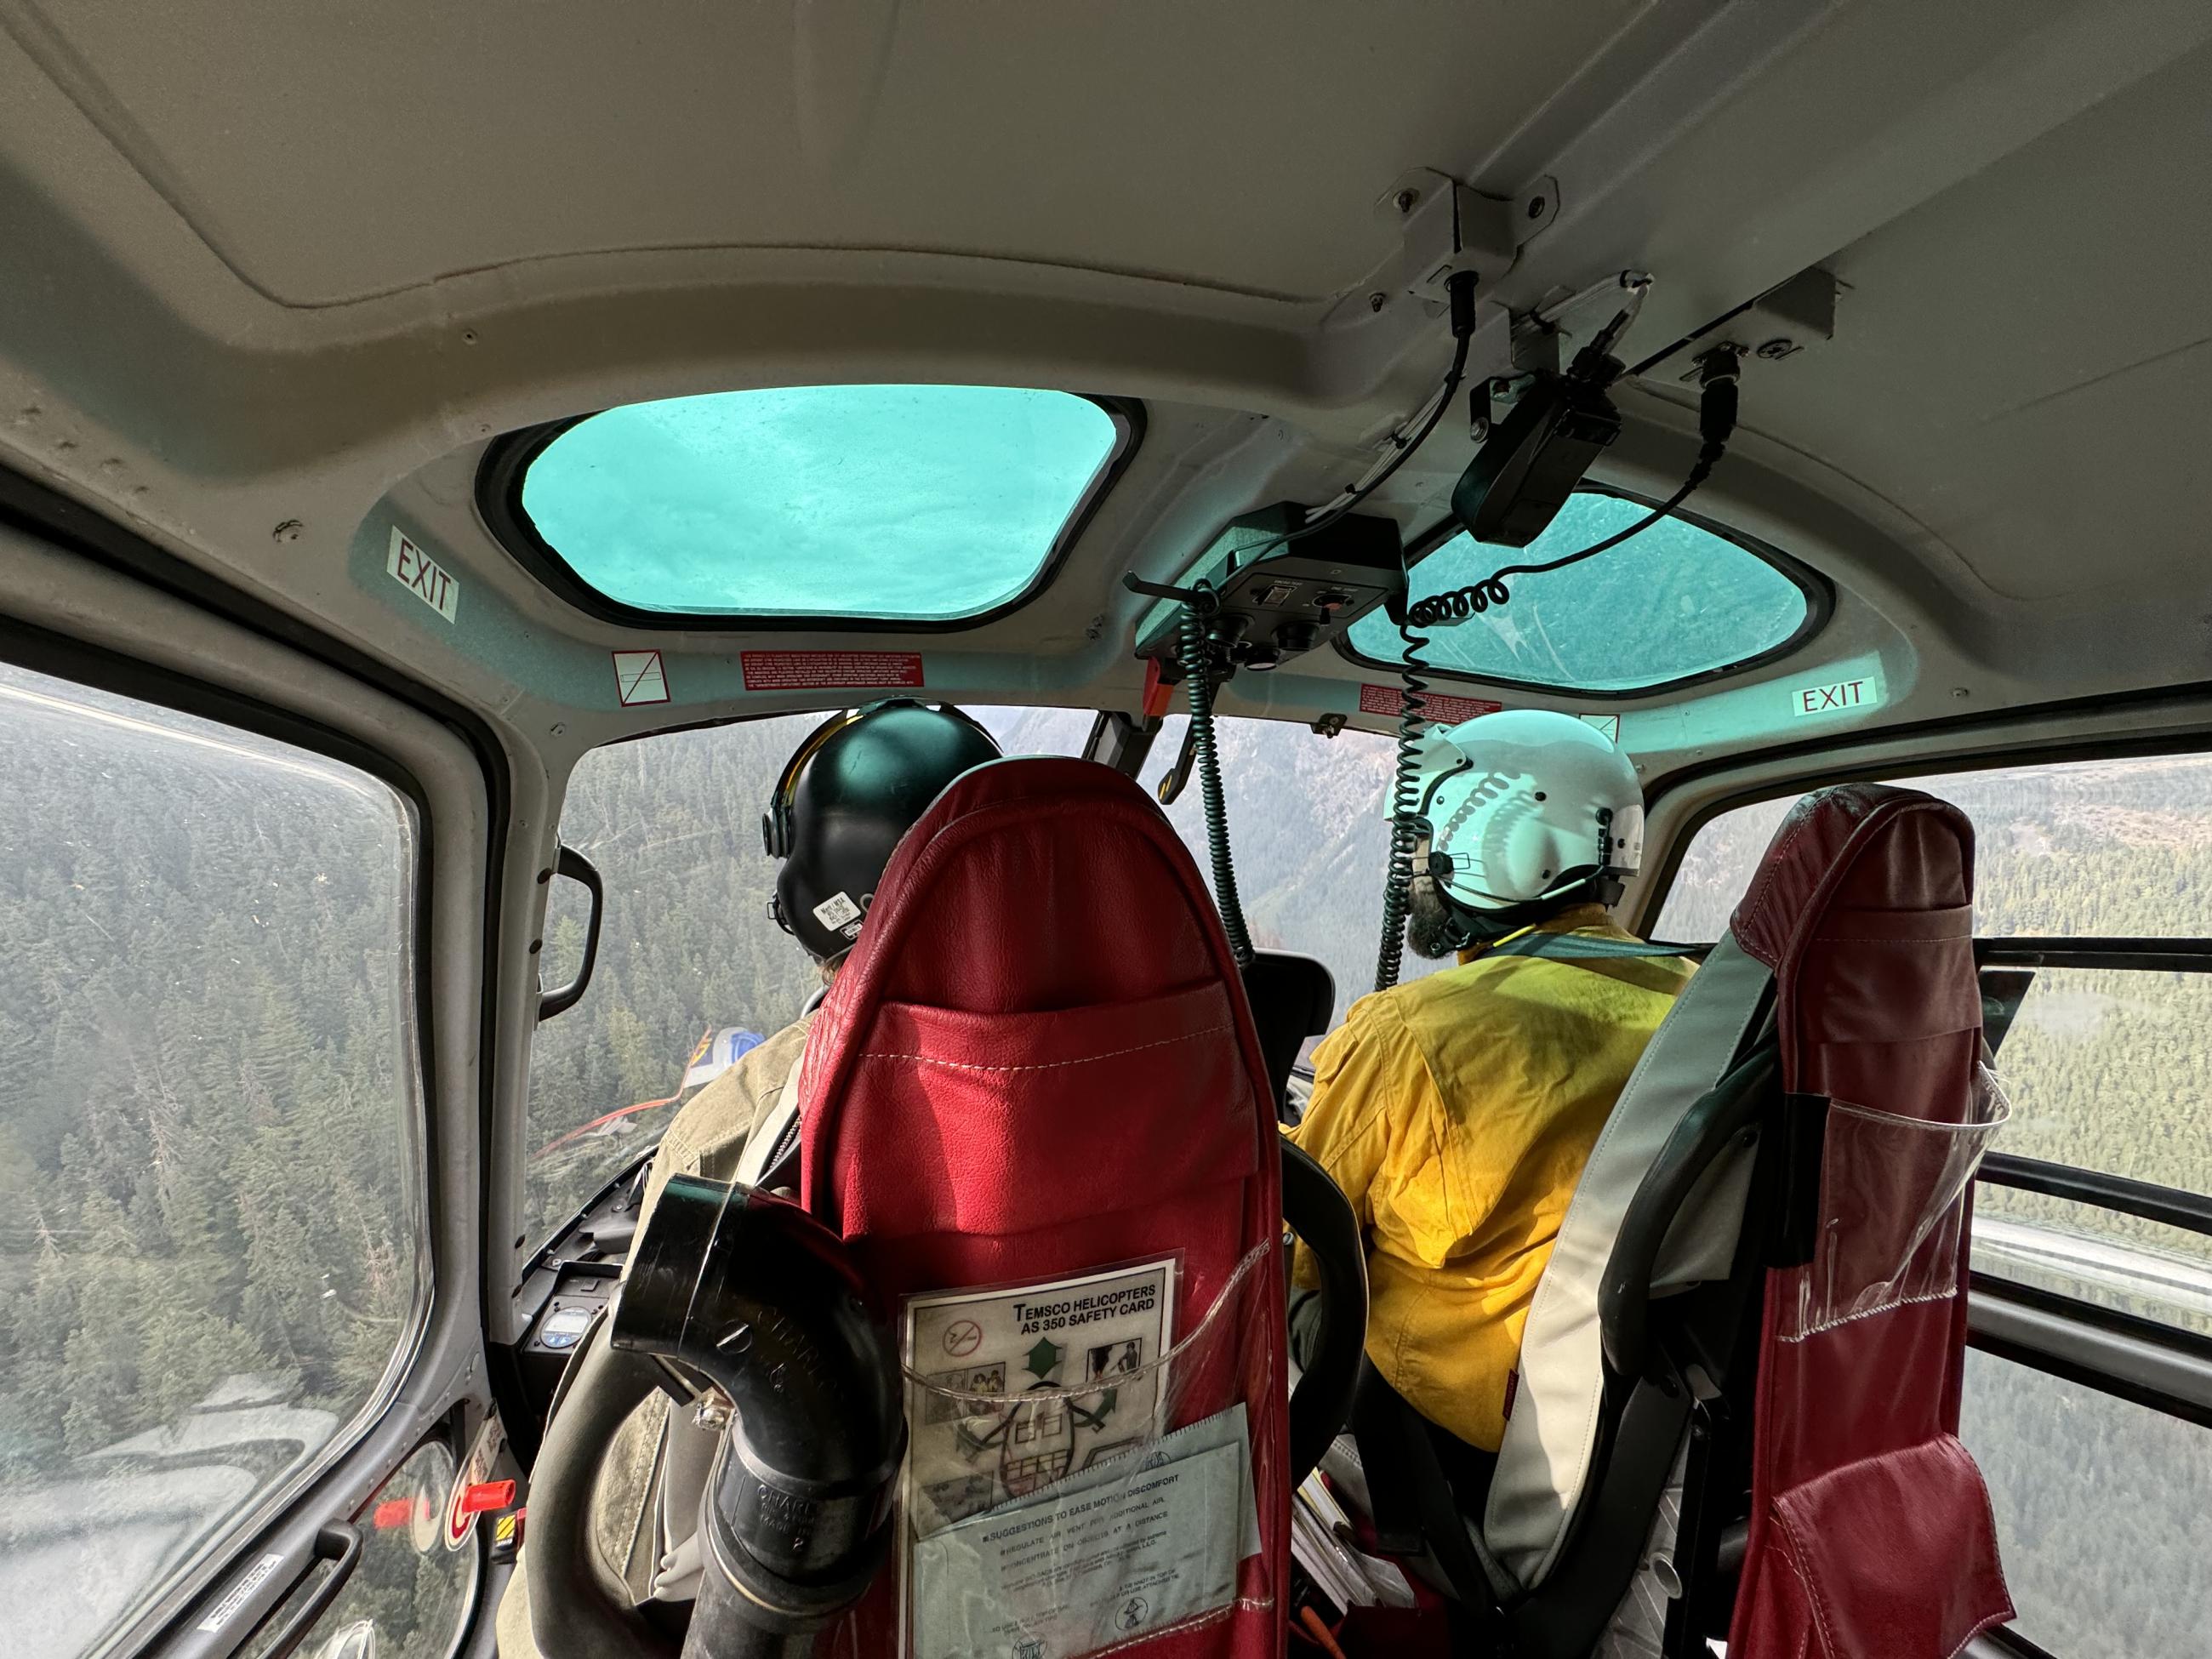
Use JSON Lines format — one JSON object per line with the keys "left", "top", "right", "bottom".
{"left": 1782, "top": 1067, "right": 2010, "bottom": 1343}
{"left": 892, "top": 1244, "right": 1276, "bottom": 1659}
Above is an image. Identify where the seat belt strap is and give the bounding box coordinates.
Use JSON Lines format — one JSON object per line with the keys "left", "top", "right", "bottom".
{"left": 736, "top": 1097, "right": 801, "bottom": 1189}
{"left": 1482, "top": 932, "right": 1694, "bottom": 962}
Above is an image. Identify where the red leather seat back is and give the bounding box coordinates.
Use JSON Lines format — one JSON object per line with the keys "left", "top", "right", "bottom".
{"left": 1726, "top": 785, "right": 2014, "bottom": 1657}
{"left": 796, "top": 756, "right": 1288, "bottom": 1659}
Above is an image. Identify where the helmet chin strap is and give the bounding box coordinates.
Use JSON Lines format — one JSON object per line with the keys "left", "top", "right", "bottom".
{"left": 1456, "top": 890, "right": 1590, "bottom": 944}
{"left": 1423, "top": 865, "right": 1615, "bottom": 952}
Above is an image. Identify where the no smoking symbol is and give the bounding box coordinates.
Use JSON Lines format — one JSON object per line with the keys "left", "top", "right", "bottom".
{"left": 944, "top": 1320, "right": 983, "bottom": 1358}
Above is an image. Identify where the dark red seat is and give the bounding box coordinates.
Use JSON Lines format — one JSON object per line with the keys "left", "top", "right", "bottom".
{"left": 796, "top": 756, "right": 1291, "bottom": 1659}
{"left": 1724, "top": 785, "right": 2013, "bottom": 1656}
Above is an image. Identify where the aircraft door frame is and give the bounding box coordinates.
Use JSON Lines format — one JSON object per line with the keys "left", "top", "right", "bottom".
{"left": 0, "top": 476, "right": 511, "bottom": 1659}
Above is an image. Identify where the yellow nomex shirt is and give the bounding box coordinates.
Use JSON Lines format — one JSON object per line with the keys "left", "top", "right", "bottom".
{"left": 1288, "top": 906, "right": 1693, "bottom": 1451}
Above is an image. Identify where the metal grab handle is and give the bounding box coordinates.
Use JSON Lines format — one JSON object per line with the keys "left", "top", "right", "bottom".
{"left": 233, "top": 1523, "right": 363, "bottom": 1659}
{"left": 538, "top": 843, "right": 604, "bottom": 1021}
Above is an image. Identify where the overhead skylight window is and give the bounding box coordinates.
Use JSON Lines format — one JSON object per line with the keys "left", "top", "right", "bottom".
{"left": 1343, "top": 490, "right": 1822, "bottom": 694}
{"left": 494, "top": 386, "right": 1129, "bottom": 624}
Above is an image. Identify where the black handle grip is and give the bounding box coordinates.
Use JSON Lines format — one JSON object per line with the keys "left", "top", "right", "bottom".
{"left": 237, "top": 1523, "right": 363, "bottom": 1659}
{"left": 538, "top": 843, "right": 604, "bottom": 1022}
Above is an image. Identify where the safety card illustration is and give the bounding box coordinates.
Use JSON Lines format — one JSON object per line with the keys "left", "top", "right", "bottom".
{"left": 896, "top": 1254, "right": 1260, "bottom": 1658}
{"left": 903, "top": 1257, "right": 1177, "bottom": 1533}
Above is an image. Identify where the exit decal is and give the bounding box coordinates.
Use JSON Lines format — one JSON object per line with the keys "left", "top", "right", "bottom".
{"left": 387, "top": 528, "right": 459, "bottom": 624}
{"left": 1789, "top": 676, "right": 1877, "bottom": 718}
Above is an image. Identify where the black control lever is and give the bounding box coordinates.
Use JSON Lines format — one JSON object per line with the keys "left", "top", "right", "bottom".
{"left": 1154, "top": 718, "right": 1201, "bottom": 807}
{"left": 1122, "top": 571, "right": 1222, "bottom": 612}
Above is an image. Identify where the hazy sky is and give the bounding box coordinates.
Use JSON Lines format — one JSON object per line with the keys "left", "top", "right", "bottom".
{"left": 522, "top": 385, "right": 1116, "bottom": 619}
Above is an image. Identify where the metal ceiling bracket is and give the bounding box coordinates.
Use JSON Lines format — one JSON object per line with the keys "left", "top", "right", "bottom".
{"left": 1330, "top": 168, "right": 1559, "bottom": 335}
{"left": 1365, "top": 166, "right": 1558, "bottom": 306}
{"left": 1652, "top": 265, "right": 1841, "bottom": 380}
{"left": 1387, "top": 170, "right": 1508, "bottom": 298}
{"left": 1515, "top": 175, "right": 1563, "bottom": 242}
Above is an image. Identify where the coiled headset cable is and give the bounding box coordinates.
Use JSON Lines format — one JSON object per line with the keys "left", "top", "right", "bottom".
{"left": 1177, "top": 594, "right": 1255, "bottom": 967}
{"left": 1373, "top": 596, "right": 1432, "bottom": 992}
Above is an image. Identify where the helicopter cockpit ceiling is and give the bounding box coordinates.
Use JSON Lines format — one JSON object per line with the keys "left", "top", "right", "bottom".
{"left": 3, "top": 0, "right": 2210, "bottom": 779}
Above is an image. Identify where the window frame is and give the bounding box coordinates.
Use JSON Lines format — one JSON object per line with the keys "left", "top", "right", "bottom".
{"left": 1334, "top": 482, "right": 1833, "bottom": 698}
{"left": 0, "top": 622, "right": 449, "bottom": 1659}
{"left": 1969, "top": 1271, "right": 2212, "bottom": 1434}
{"left": 474, "top": 391, "right": 1147, "bottom": 632}
{"left": 1636, "top": 719, "right": 2212, "bottom": 941}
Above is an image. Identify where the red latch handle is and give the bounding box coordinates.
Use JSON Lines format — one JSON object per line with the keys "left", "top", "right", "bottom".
{"left": 459, "top": 1479, "right": 516, "bottom": 1516}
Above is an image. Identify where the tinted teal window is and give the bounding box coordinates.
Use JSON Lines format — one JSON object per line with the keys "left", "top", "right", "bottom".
{"left": 1346, "top": 492, "right": 1813, "bottom": 693}
{"left": 516, "top": 386, "right": 1121, "bottom": 620}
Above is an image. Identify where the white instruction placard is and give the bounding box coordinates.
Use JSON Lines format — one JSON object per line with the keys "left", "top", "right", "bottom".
{"left": 1029, "top": 1402, "right": 1260, "bottom": 1563}
{"left": 910, "top": 1439, "right": 1242, "bottom": 1659}
{"left": 902, "top": 1258, "right": 1176, "bottom": 1536}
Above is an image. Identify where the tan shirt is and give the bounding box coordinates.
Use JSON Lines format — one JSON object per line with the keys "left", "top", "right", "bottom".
{"left": 497, "top": 1012, "right": 814, "bottom": 1657}
{"left": 634, "top": 1012, "right": 815, "bottom": 1238}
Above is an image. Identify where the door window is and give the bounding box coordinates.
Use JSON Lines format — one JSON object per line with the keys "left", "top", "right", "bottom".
{"left": 0, "top": 661, "right": 429, "bottom": 1659}
{"left": 1654, "top": 753, "right": 2212, "bottom": 941}
{"left": 1962, "top": 1350, "right": 2212, "bottom": 1658}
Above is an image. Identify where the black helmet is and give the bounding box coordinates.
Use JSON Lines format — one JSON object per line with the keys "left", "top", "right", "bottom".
{"left": 763, "top": 699, "right": 1002, "bottom": 960}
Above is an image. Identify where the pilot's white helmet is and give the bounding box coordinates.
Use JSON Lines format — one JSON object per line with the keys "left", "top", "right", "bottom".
{"left": 1411, "top": 709, "right": 1644, "bottom": 911}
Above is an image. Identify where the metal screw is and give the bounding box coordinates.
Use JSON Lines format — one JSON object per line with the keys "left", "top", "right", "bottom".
{"left": 550, "top": 722, "right": 567, "bottom": 736}
{"left": 1526, "top": 195, "right": 1547, "bottom": 219}
{"left": 1368, "top": 291, "right": 1388, "bottom": 313}
{"left": 1951, "top": 687, "right": 1970, "bottom": 700}
{"left": 271, "top": 519, "right": 303, "bottom": 543}
{"left": 461, "top": 328, "right": 479, "bottom": 345}
{"left": 1394, "top": 188, "right": 1420, "bottom": 215}
{"left": 1754, "top": 338, "right": 1797, "bottom": 361}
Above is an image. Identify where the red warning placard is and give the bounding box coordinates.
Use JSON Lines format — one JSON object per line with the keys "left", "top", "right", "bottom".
{"left": 1359, "top": 683, "right": 1502, "bottom": 725}
{"left": 741, "top": 651, "right": 926, "bottom": 692}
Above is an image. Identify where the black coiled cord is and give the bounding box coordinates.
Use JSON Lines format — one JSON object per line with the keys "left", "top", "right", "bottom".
{"left": 1406, "top": 345, "right": 1743, "bottom": 629}
{"left": 1180, "top": 601, "right": 1254, "bottom": 966}
{"left": 1374, "top": 605, "right": 1431, "bottom": 993}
